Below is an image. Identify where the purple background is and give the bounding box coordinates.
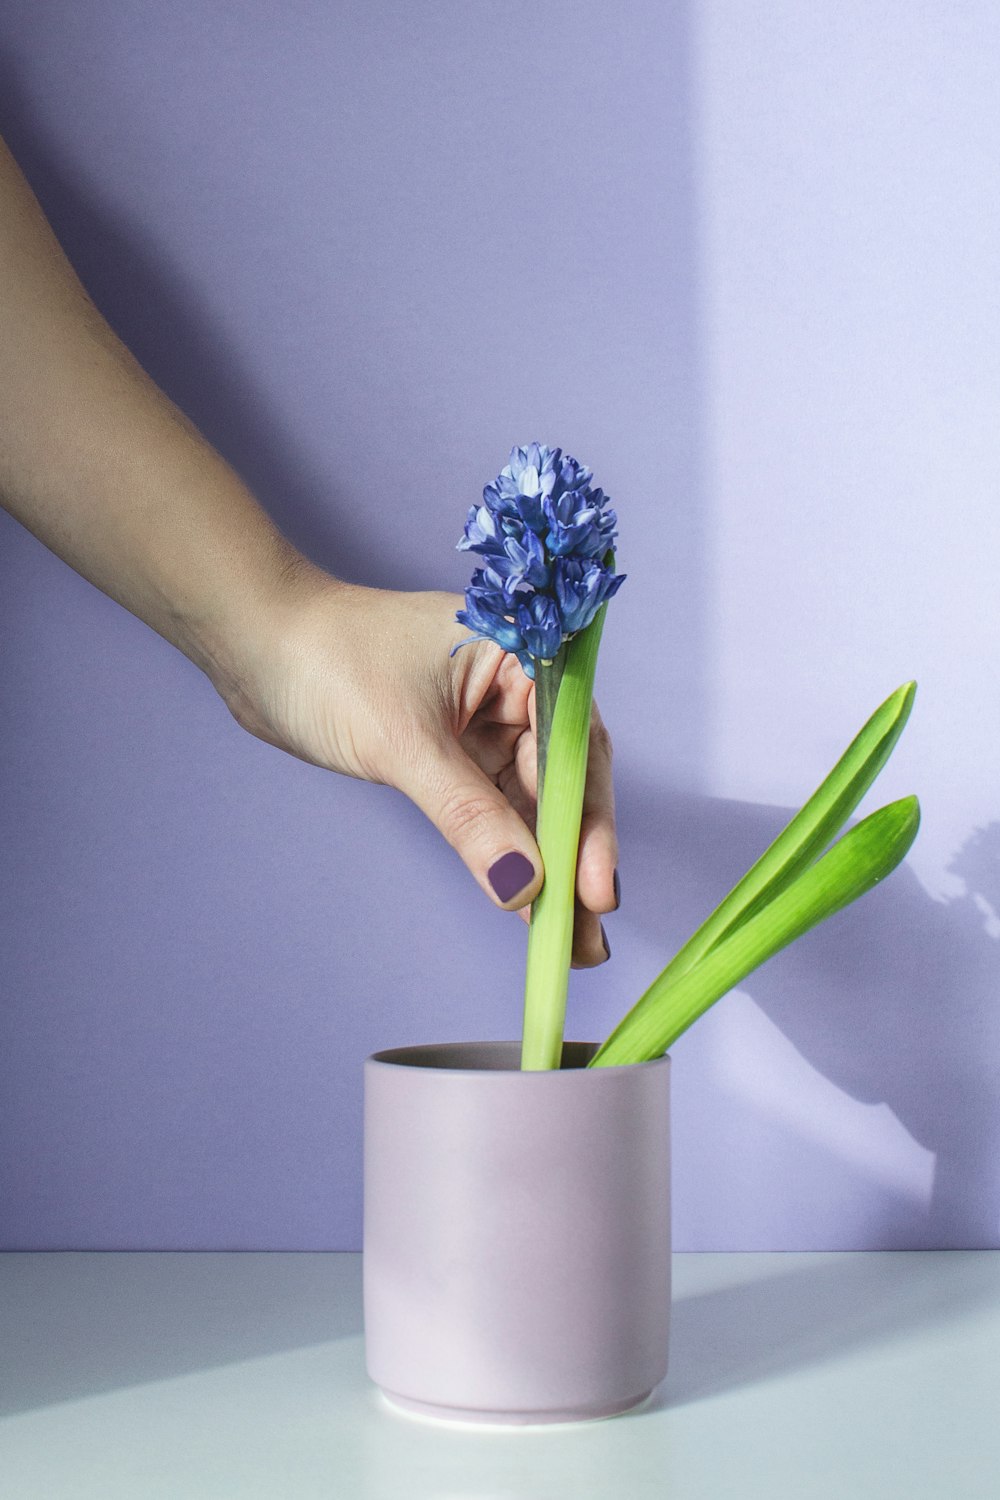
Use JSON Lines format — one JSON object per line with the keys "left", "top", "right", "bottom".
{"left": 1, "top": 1, "right": 997, "bottom": 1250}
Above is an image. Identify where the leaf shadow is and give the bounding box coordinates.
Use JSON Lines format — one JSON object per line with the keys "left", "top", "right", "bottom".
{"left": 609, "top": 769, "right": 1000, "bottom": 1247}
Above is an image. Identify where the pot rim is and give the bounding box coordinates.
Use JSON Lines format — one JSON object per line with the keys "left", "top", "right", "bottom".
{"left": 366, "top": 1038, "right": 671, "bottom": 1075}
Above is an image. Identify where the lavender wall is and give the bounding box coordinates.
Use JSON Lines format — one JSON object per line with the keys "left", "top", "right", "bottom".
{"left": 0, "top": 2, "right": 996, "bottom": 1250}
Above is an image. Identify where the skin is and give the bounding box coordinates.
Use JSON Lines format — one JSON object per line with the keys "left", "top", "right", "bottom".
{"left": 0, "top": 133, "right": 618, "bottom": 966}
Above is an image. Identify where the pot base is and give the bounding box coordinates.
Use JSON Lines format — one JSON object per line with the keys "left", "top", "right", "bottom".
{"left": 377, "top": 1385, "right": 658, "bottom": 1428}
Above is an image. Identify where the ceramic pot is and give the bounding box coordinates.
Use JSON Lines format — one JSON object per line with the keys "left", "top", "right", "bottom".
{"left": 363, "top": 1039, "right": 671, "bottom": 1426}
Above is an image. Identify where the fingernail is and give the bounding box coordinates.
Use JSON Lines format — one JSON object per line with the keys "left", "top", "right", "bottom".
{"left": 601, "top": 923, "right": 611, "bottom": 960}
{"left": 488, "top": 851, "right": 536, "bottom": 904}
{"left": 613, "top": 868, "right": 621, "bottom": 909}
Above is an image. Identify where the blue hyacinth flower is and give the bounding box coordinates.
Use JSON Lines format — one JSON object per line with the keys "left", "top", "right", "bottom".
{"left": 457, "top": 503, "right": 506, "bottom": 557}
{"left": 489, "top": 529, "right": 550, "bottom": 594}
{"left": 553, "top": 557, "right": 627, "bottom": 635}
{"left": 516, "top": 593, "right": 563, "bottom": 662}
{"left": 454, "top": 569, "right": 526, "bottom": 655}
{"left": 453, "top": 443, "right": 626, "bottom": 674}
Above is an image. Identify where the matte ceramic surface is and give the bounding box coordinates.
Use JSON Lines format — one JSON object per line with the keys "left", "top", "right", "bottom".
{"left": 363, "top": 1040, "right": 671, "bottom": 1425}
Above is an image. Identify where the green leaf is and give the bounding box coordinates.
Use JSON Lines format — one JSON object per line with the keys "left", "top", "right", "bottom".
{"left": 588, "top": 795, "right": 920, "bottom": 1067}
{"left": 643, "top": 680, "right": 917, "bottom": 993}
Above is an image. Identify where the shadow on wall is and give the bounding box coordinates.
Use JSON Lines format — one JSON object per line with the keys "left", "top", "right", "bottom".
{"left": 616, "top": 768, "right": 1000, "bottom": 1249}
{"left": 0, "top": 65, "right": 395, "bottom": 593}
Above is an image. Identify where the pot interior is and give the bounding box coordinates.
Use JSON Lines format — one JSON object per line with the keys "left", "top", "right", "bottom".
{"left": 369, "top": 1039, "right": 600, "bottom": 1071}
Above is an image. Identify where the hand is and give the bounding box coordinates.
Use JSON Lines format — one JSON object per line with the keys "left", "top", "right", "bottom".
{"left": 220, "top": 564, "right": 619, "bottom": 967}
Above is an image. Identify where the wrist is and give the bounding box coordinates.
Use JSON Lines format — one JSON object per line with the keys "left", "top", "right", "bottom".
{"left": 199, "top": 549, "right": 352, "bottom": 744}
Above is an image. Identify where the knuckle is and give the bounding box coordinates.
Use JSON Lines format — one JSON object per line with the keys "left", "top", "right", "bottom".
{"left": 438, "top": 789, "right": 499, "bottom": 846}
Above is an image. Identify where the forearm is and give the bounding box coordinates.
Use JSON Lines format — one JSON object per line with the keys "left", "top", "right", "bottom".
{"left": 0, "top": 134, "right": 316, "bottom": 692}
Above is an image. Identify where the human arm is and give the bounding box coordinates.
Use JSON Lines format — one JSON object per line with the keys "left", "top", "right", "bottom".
{"left": 0, "top": 134, "right": 617, "bottom": 963}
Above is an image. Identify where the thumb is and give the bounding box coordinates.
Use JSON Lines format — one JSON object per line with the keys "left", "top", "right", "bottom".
{"left": 403, "top": 734, "right": 544, "bottom": 911}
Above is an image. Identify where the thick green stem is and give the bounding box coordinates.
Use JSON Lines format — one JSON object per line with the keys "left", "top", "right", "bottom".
{"left": 520, "top": 607, "right": 608, "bottom": 1070}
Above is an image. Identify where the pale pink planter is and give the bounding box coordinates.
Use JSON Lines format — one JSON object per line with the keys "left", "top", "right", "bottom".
{"left": 363, "top": 1039, "right": 671, "bottom": 1426}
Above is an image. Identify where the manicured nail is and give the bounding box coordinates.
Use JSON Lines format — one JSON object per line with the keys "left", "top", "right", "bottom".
{"left": 488, "top": 851, "right": 536, "bottom": 904}
{"left": 613, "top": 868, "right": 621, "bottom": 909}
{"left": 601, "top": 923, "right": 611, "bottom": 960}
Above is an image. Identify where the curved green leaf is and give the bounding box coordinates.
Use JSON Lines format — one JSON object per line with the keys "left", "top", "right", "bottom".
{"left": 588, "top": 795, "right": 920, "bottom": 1068}
{"left": 648, "top": 681, "right": 916, "bottom": 992}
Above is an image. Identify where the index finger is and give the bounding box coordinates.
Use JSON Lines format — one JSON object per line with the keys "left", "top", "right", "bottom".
{"left": 575, "top": 699, "right": 619, "bottom": 918}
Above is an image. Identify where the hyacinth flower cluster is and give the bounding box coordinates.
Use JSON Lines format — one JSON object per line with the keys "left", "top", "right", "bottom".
{"left": 453, "top": 443, "right": 626, "bottom": 679}
{"left": 455, "top": 446, "right": 921, "bottom": 1073}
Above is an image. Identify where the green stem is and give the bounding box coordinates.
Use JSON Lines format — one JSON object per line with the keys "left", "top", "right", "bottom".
{"left": 533, "top": 648, "right": 567, "bottom": 799}
{"left": 520, "top": 607, "right": 608, "bottom": 1070}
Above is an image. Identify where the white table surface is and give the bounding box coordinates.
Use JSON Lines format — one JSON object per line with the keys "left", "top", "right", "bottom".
{"left": 1, "top": 1251, "right": 998, "bottom": 1498}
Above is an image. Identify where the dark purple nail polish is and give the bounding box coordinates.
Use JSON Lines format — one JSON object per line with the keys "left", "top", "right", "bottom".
{"left": 488, "top": 851, "right": 536, "bottom": 904}
{"left": 601, "top": 923, "right": 611, "bottom": 960}
{"left": 613, "top": 868, "right": 621, "bottom": 909}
